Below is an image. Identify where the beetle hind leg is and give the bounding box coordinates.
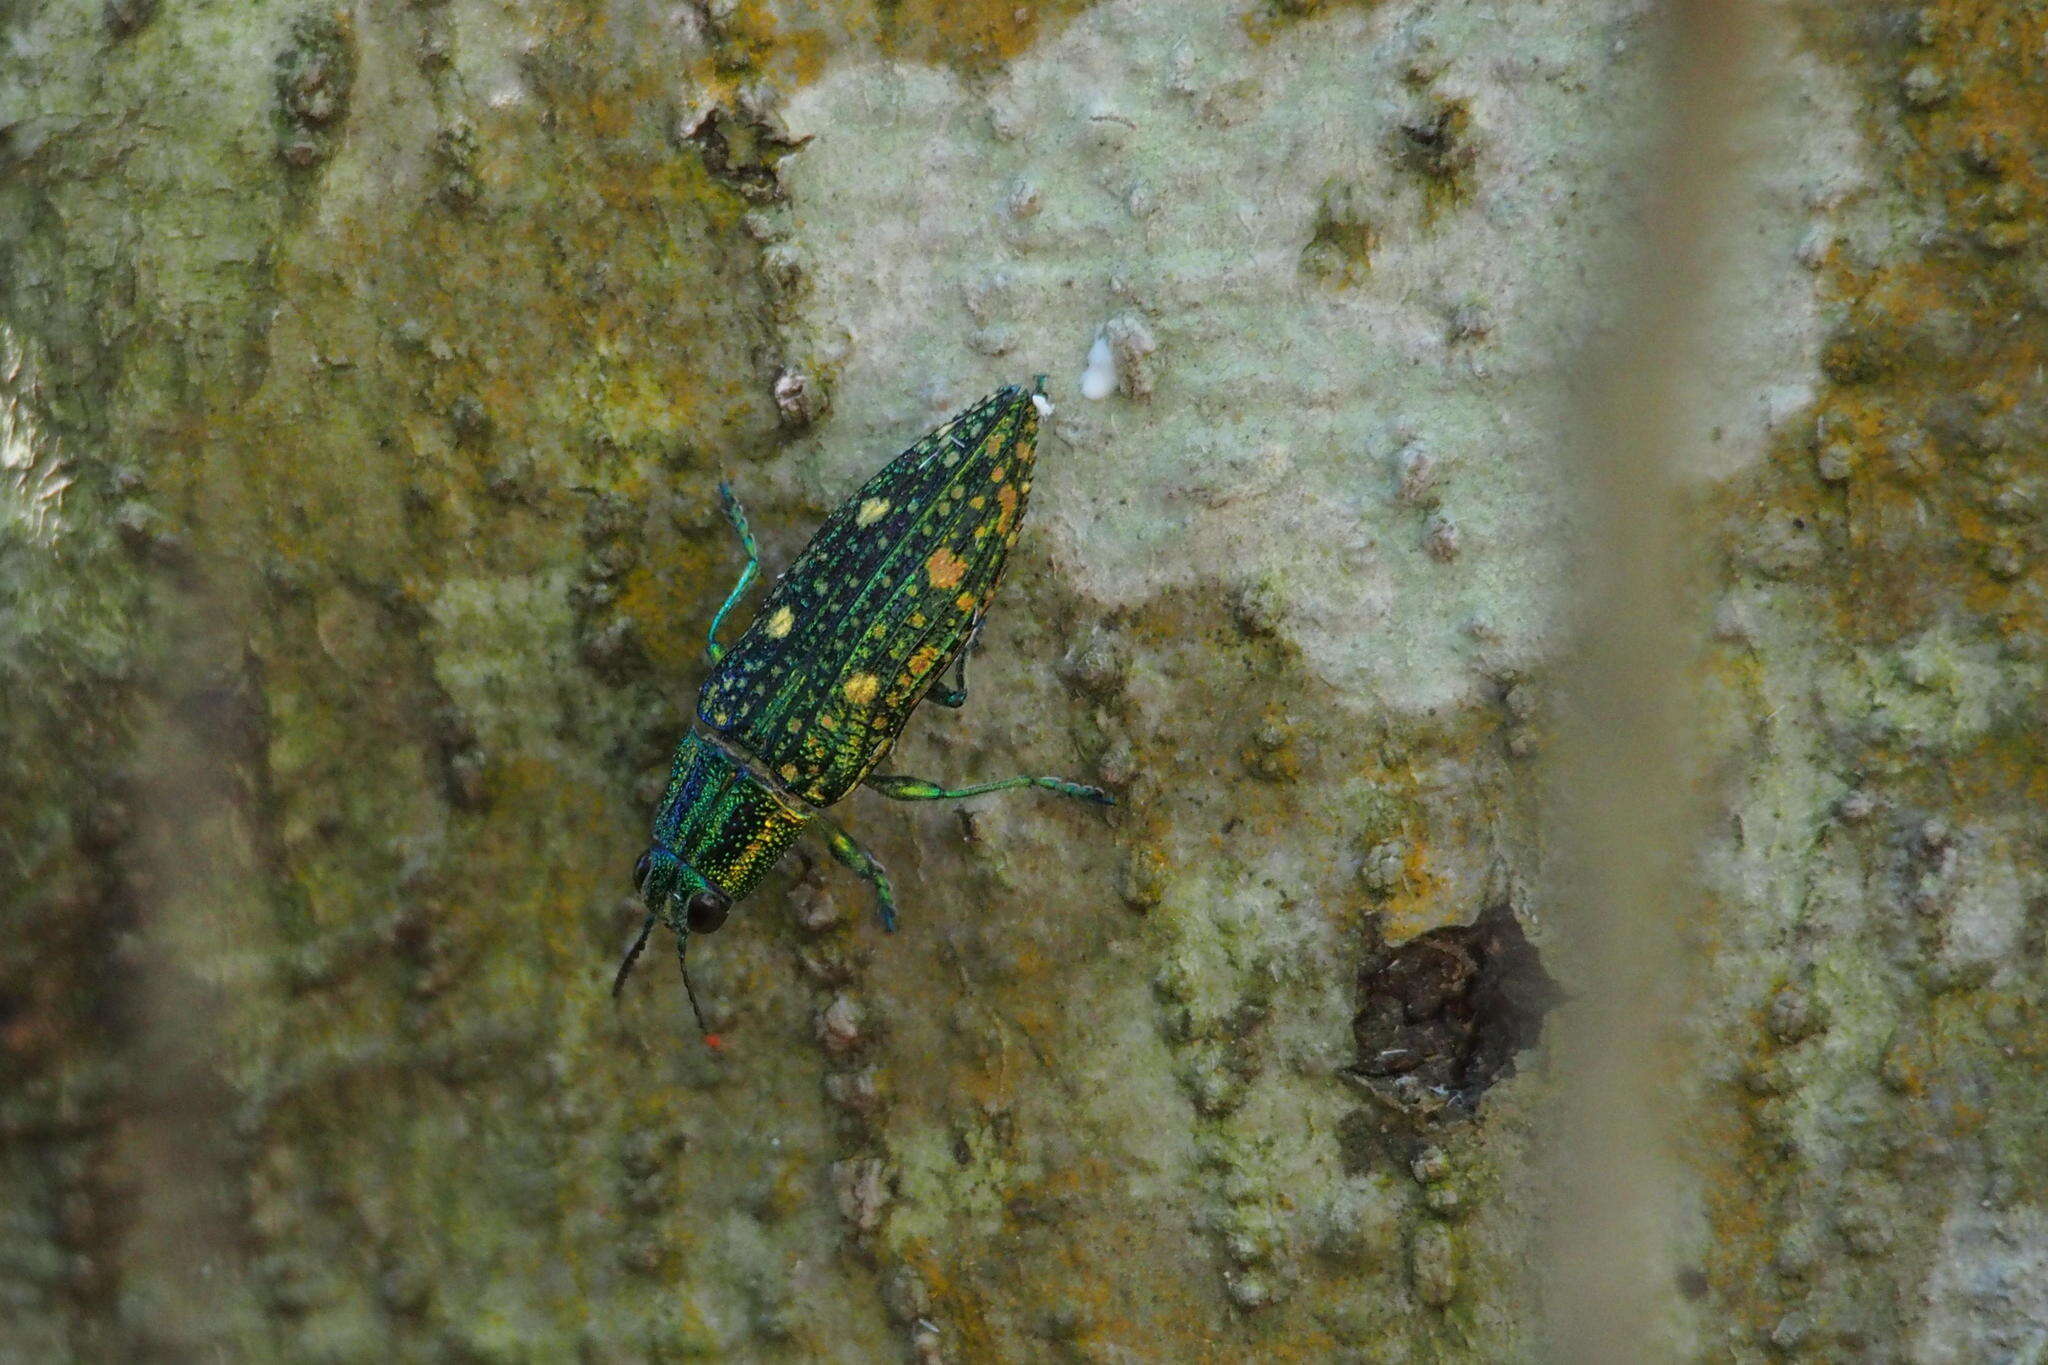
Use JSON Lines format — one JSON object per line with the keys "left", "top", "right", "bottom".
{"left": 866, "top": 773, "right": 1115, "bottom": 807}
{"left": 815, "top": 815, "right": 901, "bottom": 932}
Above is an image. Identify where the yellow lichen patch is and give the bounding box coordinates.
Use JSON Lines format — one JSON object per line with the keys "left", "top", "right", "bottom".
{"left": 695, "top": 3, "right": 830, "bottom": 90}
{"left": 857, "top": 496, "right": 890, "bottom": 526}
{"left": 1688, "top": 4, "right": 2048, "bottom": 1338}
{"left": 925, "top": 546, "right": 969, "bottom": 589}
{"left": 1241, "top": 0, "right": 1385, "bottom": 45}
{"left": 1375, "top": 829, "right": 1455, "bottom": 944}
{"left": 867, "top": 0, "right": 1097, "bottom": 76}
{"left": 842, "top": 672, "right": 880, "bottom": 705}
{"left": 765, "top": 604, "right": 795, "bottom": 638}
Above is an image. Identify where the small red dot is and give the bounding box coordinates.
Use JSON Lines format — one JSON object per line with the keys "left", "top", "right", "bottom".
{"left": 703, "top": 1033, "right": 726, "bottom": 1051}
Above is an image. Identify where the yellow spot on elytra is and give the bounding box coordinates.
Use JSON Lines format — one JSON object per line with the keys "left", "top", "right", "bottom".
{"left": 819, "top": 713, "right": 838, "bottom": 730}
{"left": 765, "top": 605, "right": 795, "bottom": 638}
{"left": 780, "top": 762, "right": 798, "bottom": 783}
{"left": 970, "top": 495, "right": 986, "bottom": 509}
{"left": 908, "top": 612, "right": 926, "bottom": 628}
{"left": 909, "top": 644, "right": 942, "bottom": 675}
{"left": 926, "top": 547, "right": 969, "bottom": 589}
{"left": 956, "top": 591, "right": 978, "bottom": 612}
{"left": 990, "top": 465, "right": 1006, "bottom": 482}
{"left": 997, "top": 483, "right": 1019, "bottom": 528}
{"left": 857, "top": 497, "right": 890, "bottom": 526}
{"left": 842, "top": 673, "right": 880, "bottom": 705}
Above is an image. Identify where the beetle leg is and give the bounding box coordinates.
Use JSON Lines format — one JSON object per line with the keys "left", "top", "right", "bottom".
{"left": 866, "top": 773, "right": 1115, "bottom": 807}
{"left": 705, "top": 480, "right": 762, "bottom": 664}
{"left": 815, "top": 815, "right": 900, "bottom": 932}
{"left": 927, "top": 625, "right": 978, "bottom": 708}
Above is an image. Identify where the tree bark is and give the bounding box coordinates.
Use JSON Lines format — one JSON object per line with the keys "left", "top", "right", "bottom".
{"left": 2, "top": 1, "right": 2043, "bottom": 1361}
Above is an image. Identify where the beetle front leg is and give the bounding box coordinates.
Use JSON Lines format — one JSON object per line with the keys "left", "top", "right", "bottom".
{"left": 704, "top": 480, "right": 762, "bottom": 665}
{"left": 866, "top": 773, "right": 1115, "bottom": 807}
{"left": 815, "top": 814, "right": 901, "bottom": 933}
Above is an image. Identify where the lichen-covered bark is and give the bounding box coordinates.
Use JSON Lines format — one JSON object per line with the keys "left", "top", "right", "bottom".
{"left": 1, "top": 0, "right": 2041, "bottom": 1361}
{"left": 1694, "top": 5, "right": 2048, "bottom": 1359}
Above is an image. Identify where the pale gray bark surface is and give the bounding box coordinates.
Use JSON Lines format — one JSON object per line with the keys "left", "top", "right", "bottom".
{"left": 3, "top": 1, "right": 2044, "bottom": 1361}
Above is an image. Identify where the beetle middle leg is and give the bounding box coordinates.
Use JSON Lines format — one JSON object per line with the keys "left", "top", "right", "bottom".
{"left": 704, "top": 480, "right": 762, "bottom": 665}
{"left": 815, "top": 814, "right": 901, "bottom": 932}
{"left": 927, "top": 621, "right": 982, "bottom": 709}
{"left": 866, "top": 773, "right": 1115, "bottom": 807}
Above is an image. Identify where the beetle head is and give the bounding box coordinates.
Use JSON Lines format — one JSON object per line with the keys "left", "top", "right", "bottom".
{"left": 622, "top": 845, "right": 730, "bottom": 1034}
{"left": 634, "top": 846, "right": 731, "bottom": 934}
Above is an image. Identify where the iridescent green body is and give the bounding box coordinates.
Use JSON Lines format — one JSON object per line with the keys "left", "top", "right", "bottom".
{"left": 618, "top": 381, "right": 1111, "bottom": 1030}
{"left": 701, "top": 386, "right": 1037, "bottom": 809}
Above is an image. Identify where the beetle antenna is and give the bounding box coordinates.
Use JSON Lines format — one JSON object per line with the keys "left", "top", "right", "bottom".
{"left": 612, "top": 912, "right": 658, "bottom": 998}
{"left": 677, "top": 931, "right": 710, "bottom": 1034}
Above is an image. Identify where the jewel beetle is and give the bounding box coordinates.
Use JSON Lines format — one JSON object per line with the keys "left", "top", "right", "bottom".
{"left": 615, "top": 378, "right": 1112, "bottom": 1030}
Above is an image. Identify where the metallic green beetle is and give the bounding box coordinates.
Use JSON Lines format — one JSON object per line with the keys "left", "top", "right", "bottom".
{"left": 615, "top": 379, "right": 1111, "bottom": 1029}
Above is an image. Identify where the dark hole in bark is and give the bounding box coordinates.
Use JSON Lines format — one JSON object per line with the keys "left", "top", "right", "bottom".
{"left": 682, "top": 108, "right": 812, "bottom": 202}
{"left": 1344, "top": 903, "right": 1559, "bottom": 1121}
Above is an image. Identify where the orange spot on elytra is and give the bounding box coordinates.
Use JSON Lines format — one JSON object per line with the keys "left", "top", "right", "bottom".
{"left": 926, "top": 547, "right": 969, "bottom": 588}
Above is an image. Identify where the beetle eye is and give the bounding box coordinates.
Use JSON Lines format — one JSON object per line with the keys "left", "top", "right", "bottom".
{"left": 632, "top": 851, "right": 653, "bottom": 893}
{"left": 685, "top": 889, "right": 730, "bottom": 934}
